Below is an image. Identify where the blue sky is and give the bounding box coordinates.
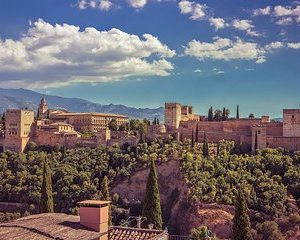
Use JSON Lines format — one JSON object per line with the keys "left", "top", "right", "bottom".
{"left": 0, "top": 0, "right": 300, "bottom": 117}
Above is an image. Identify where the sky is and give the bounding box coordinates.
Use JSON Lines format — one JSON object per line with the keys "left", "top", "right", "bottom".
{"left": 0, "top": 0, "right": 300, "bottom": 118}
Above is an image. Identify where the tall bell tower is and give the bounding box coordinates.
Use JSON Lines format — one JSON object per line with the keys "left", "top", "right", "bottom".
{"left": 37, "top": 97, "right": 48, "bottom": 119}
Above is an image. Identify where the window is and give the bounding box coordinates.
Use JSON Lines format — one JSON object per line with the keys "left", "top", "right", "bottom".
{"left": 257, "top": 130, "right": 261, "bottom": 134}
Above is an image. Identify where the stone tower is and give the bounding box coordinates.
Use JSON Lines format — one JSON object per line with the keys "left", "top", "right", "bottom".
{"left": 37, "top": 97, "right": 48, "bottom": 119}
{"left": 4, "top": 109, "right": 35, "bottom": 152}
{"left": 165, "top": 103, "right": 182, "bottom": 129}
{"left": 283, "top": 109, "right": 300, "bottom": 137}
{"left": 251, "top": 125, "right": 267, "bottom": 153}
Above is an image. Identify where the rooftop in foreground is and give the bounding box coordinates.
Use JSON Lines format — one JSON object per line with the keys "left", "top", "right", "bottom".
{"left": 0, "top": 213, "right": 167, "bottom": 240}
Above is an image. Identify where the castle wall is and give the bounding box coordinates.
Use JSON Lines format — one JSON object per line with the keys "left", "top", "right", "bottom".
{"left": 283, "top": 109, "right": 300, "bottom": 137}
{"left": 267, "top": 137, "right": 300, "bottom": 151}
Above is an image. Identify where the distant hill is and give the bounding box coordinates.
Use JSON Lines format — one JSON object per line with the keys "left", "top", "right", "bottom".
{"left": 0, "top": 88, "right": 164, "bottom": 120}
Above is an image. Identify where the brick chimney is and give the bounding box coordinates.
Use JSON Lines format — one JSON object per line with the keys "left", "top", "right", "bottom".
{"left": 77, "top": 200, "right": 110, "bottom": 236}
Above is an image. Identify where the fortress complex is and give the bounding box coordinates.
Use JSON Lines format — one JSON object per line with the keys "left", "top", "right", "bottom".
{"left": 3, "top": 98, "right": 130, "bottom": 152}
{"left": 165, "top": 103, "right": 300, "bottom": 152}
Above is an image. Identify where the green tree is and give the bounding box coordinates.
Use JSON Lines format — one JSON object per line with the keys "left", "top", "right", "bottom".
{"left": 195, "top": 124, "right": 199, "bottom": 143}
{"left": 257, "top": 221, "right": 284, "bottom": 240}
{"left": 108, "top": 119, "right": 118, "bottom": 131}
{"left": 191, "top": 128, "right": 195, "bottom": 147}
{"left": 236, "top": 105, "right": 240, "bottom": 119}
{"left": 191, "top": 226, "right": 216, "bottom": 240}
{"left": 208, "top": 107, "right": 213, "bottom": 121}
{"left": 40, "top": 155, "right": 54, "bottom": 213}
{"left": 232, "top": 187, "right": 252, "bottom": 240}
{"left": 214, "top": 109, "right": 222, "bottom": 121}
{"left": 248, "top": 113, "right": 255, "bottom": 119}
{"left": 142, "top": 159, "right": 163, "bottom": 229}
{"left": 222, "top": 107, "right": 226, "bottom": 121}
{"left": 101, "top": 176, "right": 110, "bottom": 201}
{"left": 202, "top": 133, "right": 209, "bottom": 158}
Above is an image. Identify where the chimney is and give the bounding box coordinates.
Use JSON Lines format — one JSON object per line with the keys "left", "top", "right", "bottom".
{"left": 77, "top": 200, "right": 110, "bottom": 235}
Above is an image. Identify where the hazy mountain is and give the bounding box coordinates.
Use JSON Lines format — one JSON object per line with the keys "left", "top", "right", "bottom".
{"left": 0, "top": 88, "right": 164, "bottom": 120}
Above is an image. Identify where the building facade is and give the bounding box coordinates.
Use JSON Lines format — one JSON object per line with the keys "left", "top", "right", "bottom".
{"left": 4, "top": 109, "right": 35, "bottom": 152}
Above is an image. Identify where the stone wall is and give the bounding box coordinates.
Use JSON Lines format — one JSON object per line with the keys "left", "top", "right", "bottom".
{"left": 283, "top": 109, "right": 300, "bottom": 137}
{"left": 267, "top": 136, "right": 300, "bottom": 151}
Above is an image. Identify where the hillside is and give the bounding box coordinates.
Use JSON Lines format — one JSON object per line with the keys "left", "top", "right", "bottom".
{"left": 0, "top": 88, "right": 164, "bottom": 120}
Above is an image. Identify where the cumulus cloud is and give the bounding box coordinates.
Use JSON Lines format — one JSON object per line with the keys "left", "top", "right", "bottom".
{"left": 231, "top": 19, "right": 260, "bottom": 36}
{"left": 0, "top": 19, "right": 175, "bottom": 88}
{"left": 184, "top": 37, "right": 266, "bottom": 64}
{"left": 77, "top": 0, "right": 113, "bottom": 10}
{"left": 128, "top": 0, "right": 147, "bottom": 8}
{"left": 253, "top": 4, "right": 300, "bottom": 25}
{"left": 287, "top": 42, "right": 300, "bottom": 49}
{"left": 264, "top": 41, "right": 284, "bottom": 51}
{"left": 209, "top": 18, "right": 227, "bottom": 30}
{"left": 253, "top": 6, "right": 272, "bottom": 16}
{"left": 194, "top": 69, "right": 202, "bottom": 73}
{"left": 178, "top": 0, "right": 207, "bottom": 20}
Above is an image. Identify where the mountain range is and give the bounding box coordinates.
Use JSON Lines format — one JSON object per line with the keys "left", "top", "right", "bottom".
{"left": 0, "top": 88, "right": 164, "bottom": 120}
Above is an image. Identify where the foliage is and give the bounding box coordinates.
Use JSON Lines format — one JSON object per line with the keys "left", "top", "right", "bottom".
{"left": 191, "top": 226, "right": 217, "bottom": 240}
{"left": 108, "top": 119, "right": 118, "bottom": 131}
{"left": 256, "top": 221, "right": 284, "bottom": 240}
{"left": 101, "top": 176, "right": 110, "bottom": 201}
{"left": 40, "top": 155, "right": 54, "bottom": 213}
{"left": 142, "top": 159, "right": 163, "bottom": 229}
{"left": 232, "top": 187, "right": 252, "bottom": 240}
{"left": 180, "top": 146, "right": 299, "bottom": 217}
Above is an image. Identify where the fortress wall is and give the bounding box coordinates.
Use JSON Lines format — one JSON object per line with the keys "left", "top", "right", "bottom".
{"left": 266, "top": 122, "right": 283, "bottom": 136}
{"left": 267, "top": 137, "right": 300, "bottom": 151}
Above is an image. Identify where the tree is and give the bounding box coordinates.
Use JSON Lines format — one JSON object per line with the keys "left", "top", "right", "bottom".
{"left": 236, "top": 105, "right": 240, "bottom": 119}
{"left": 232, "top": 187, "right": 252, "bottom": 240}
{"left": 225, "top": 108, "right": 230, "bottom": 119}
{"left": 254, "top": 131, "right": 258, "bottom": 152}
{"left": 214, "top": 109, "right": 222, "bottom": 121}
{"left": 101, "top": 176, "right": 110, "bottom": 201}
{"left": 191, "top": 128, "right": 195, "bottom": 147}
{"left": 202, "top": 133, "right": 209, "bottom": 158}
{"left": 191, "top": 226, "right": 216, "bottom": 240}
{"left": 222, "top": 107, "right": 226, "bottom": 121}
{"left": 257, "top": 221, "right": 284, "bottom": 240}
{"left": 100, "top": 176, "right": 111, "bottom": 226}
{"left": 142, "top": 159, "right": 163, "bottom": 229}
{"left": 40, "top": 155, "right": 54, "bottom": 213}
{"left": 195, "top": 124, "right": 199, "bottom": 143}
{"left": 108, "top": 119, "right": 118, "bottom": 131}
{"left": 248, "top": 113, "right": 255, "bottom": 119}
{"left": 208, "top": 107, "right": 213, "bottom": 121}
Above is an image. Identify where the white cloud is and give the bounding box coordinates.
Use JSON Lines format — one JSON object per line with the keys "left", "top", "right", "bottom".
{"left": 128, "top": 0, "right": 147, "bottom": 8}
{"left": 194, "top": 69, "right": 202, "bottom": 73}
{"left": 253, "top": 6, "right": 272, "bottom": 16}
{"left": 178, "top": 0, "right": 207, "bottom": 20}
{"left": 99, "top": 0, "right": 113, "bottom": 10}
{"left": 287, "top": 42, "right": 300, "bottom": 49}
{"left": 209, "top": 18, "right": 227, "bottom": 30}
{"left": 0, "top": 19, "right": 175, "bottom": 88}
{"left": 265, "top": 41, "right": 284, "bottom": 51}
{"left": 231, "top": 19, "right": 260, "bottom": 36}
{"left": 275, "top": 17, "right": 294, "bottom": 25}
{"left": 78, "top": 0, "right": 88, "bottom": 9}
{"left": 253, "top": 4, "right": 300, "bottom": 25}
{"left": 184, "top": 37, "right": 266, "bottom": 63}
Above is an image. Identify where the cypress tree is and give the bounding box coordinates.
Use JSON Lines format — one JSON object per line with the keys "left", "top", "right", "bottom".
{"left": 236, "top": 105, "right": 240, "bottom": 119}
{"left": 101, "top": 176, "right": 111, "bottom": 226}
{"left": 202, "top": 132, "right": 209, "bottom": 158}
{"left": 191, "top": 128, "right": 195, "bottom": 147}
{"left": 222, "top": 107, "right": 226, "bottom": 121}
{"left": 254, "top": 131, "right": 258, "bottom": 152}
{"left": 101, "top": 176, "right": 110, "bottom": 201}
{"left": 195, "top": 124, "right": 199, "bottom": 143}
{"left": 208, "top": 107, "right": 213, "bottom": 121}
{"left": 232, "top": 187, "right": 252, "bottom": 240}
{"left": 157, "top": 119, "right": 159, "bottom": 125}
{"left": 142, "top": 159, "right": 163, "bottom": 229}
{"left": 40, "top": 155, "right": 54, "bottom": 213}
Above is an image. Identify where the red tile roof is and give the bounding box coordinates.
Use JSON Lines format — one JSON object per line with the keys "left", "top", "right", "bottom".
{"left": 0, "top": 213, "right": 168, "bottom": 240}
